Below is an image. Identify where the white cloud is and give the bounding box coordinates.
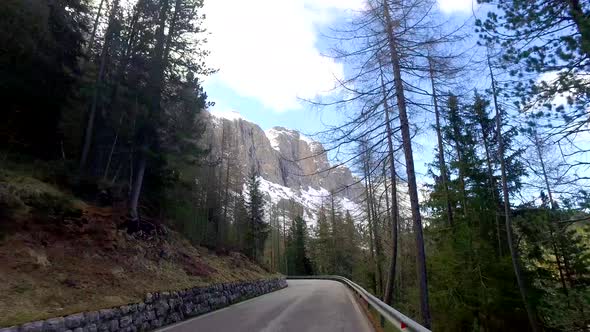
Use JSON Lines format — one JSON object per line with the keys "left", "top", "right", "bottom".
{"left": 437, "top": 0, "right": 476, "bottom": 13}
{"left": 203, "top": 0, "right": 362, "bottom": 112}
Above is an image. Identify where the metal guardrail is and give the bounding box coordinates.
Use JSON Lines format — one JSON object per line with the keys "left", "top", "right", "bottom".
{"left": 287, "top": 276, "right": 431, "bottom": 332}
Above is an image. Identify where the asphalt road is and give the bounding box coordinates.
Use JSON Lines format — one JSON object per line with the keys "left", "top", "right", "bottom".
{"left": 158, "top": 279, "right": 374, "bottom": 332}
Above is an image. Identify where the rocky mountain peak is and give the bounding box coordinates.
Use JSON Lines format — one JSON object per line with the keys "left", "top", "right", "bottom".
{"left": 200, "top": 110, "right": 362, "bottom": 220}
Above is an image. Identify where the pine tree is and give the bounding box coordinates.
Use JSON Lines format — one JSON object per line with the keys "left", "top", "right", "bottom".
{"left": 244, "top": 171, "right": 268, "bottom": 261}
{"left": 477, "top": 0, "right": 590, "bottom": 187}
{"left": 341, "top": 210, "right": 358, "bottom": 280}
{"left": 424, "top": 88, "right": 538, "bottom": 331}
{"left": 0, "top": 0, "right": 89, "bottom": 158}
{"left": 312, "top": 206, "right": 332, "bottom": 274}
{"left": 288, "top": 215, "right": 313, "bottom": 275}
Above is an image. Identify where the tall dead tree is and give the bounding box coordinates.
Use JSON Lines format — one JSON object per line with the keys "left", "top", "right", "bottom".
{"left": 382, "top": 1, "right": 431, "bottom": 326}
{"left": 307, "top": 0, "right": 458, "bottom": 324}
{"left": 367, "top": 161, "right": 384, "bottom": 296}
{"left": 379, "top": 63, "right": 400, "bottom": 306}
{"left": 362, "top": 143, "right": 379, "bottom": 294}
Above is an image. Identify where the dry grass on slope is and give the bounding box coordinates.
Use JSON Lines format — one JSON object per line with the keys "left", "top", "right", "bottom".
{"left": 0, "top": 189, "right": 274, "bottom": 327}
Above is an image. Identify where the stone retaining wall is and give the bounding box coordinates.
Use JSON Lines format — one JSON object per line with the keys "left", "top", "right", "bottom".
{"left": 1, "top": 278, "right": 287, "bottom": 332}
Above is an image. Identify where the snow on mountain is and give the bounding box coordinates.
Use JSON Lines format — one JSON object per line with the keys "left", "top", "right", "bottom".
{"left": 210, "top": 109, "right": 247, "bottom": 123}
{"left": 258, "top": 177, "right": 358, "bottom": 223}
{"left": 264, "top": 127, "right": 326, "bottom": 156}
{"left": 203, "top": 110, "right": 364, "bottom": 226}
{"left": 264, "top": 129, "right": 282, "bottom": 151}
{"left": 298, "top": 133, "right": 314, "bottom": 145}
{"left": 258, "top": 176, "right": 296, "bottom": 204}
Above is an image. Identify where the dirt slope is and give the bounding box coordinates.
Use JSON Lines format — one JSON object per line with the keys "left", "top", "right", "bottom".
{"left": 0, "top": 185, "right": 273, "bottom": 327}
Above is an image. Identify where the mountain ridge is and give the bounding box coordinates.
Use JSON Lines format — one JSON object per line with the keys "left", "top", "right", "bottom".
{"left": 200, "top": 110, "right": 362, "bottom": 221}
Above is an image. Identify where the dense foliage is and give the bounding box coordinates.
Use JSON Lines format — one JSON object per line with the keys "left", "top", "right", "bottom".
{"left": 1, "top": 0, "right": 589, "bottom": 331}
{"left": 0, "top": 0, "right": 271, "bottom": 264}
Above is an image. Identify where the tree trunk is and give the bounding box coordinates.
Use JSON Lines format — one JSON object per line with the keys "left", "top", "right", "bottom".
{"left": 428, "top": 57, "right": 454, "bottom": 228}
{"left": 489, "top": 54, "right": 539, "bottom": 332}
{"left": 222, "top": 158, "right": 231, "bottom": 244}
{"left": 270, "top": 209, "right": 274, "bottom": 271}
{"left": 129, "top": 0, "right": 170, "bottom": 220}
{"left": 283, "top": 207, "right": 288, "bottom": 274}
{"left": 79, "top": 0, "right": 119, "bottom": 171}
{"left": 277, "top": 208, "right": 282, "bottom": 273}
{"left": 129, "top": 148, "right": 146, "bottom": 220}
{"left": 86, "top": 0, "right": 107, "bottom": 57}
{"left": 330, "top": 193, "right": 337, "bottom": 273}
{"left": 383, "top": 164, "right": 392, "bottom": 230}
{"left": 215, "top": 126, "right": 227, "bottom": 247}
{"left": 103, "top": 111, "right": 125, "bottom": 180}
{"left": 379, "top": 65, "right": 400, "bottom": 306}
{"left": 363, "top": 154, "right": 378, "bottom": 294}
{"left": 367, "top": 166, "right": 384, "bottom": 297}
{"left": 533, "top": 130, "right": 568, "bottom": 294}
{"left": 383, "top": 2, "right": 431, "bottom": 327}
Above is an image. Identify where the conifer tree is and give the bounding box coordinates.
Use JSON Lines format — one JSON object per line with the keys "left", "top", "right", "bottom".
{"left": 0, "top": 0, "right": 89, "bottom": 158}
{"left": 245, "top": 171, "right": 268, "bottom": 261}
{"left": 288, "top": 215, "right": 313, "bottom": 275}
{"left": 312, "top": 206, "right": 333, "bottom": 274}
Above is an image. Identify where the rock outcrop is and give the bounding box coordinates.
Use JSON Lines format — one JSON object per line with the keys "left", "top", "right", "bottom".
{"left": 200, "top": 111, "right": 362, "bottom": 220}
{"left": 202, "top": 112, "right": 361, "bottom": 197}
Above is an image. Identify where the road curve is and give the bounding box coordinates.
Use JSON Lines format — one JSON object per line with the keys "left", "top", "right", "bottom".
{"left": 157, "top": 279, "right": 374, "bottom": 332}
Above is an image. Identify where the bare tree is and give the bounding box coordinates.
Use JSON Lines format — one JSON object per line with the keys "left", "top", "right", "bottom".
{"left": 305, "top": 0, "right": 467, "bottom": 325}
{"left": 379, "top": 63, "right": 401, "bottom": 305}
{"left": 381, "top": 1, "right": 431, "bottom": 325}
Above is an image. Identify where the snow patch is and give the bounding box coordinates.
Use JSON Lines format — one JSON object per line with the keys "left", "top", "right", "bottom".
{"left": 299, "top": 134, "right": 314, "bottom": 145}
{"left": 340, "top": 197, "right": 357, "bottom": 213}
{"left": 300, "top": 186, "right": 330, "bottom": 208}
{"left": 253, "top": 177, "right": 361, "bottom": 225}
{"left": 257, "top": 177, "right": 296, "bottom": 204}
{"left": 264, "top": 129, "right": 282, "bottom": 152}
{"left": 264, "top": 126, "right": 325, "bottom": 154}
{"left": 210, "top": 109, "right": 247, "bottom": 122}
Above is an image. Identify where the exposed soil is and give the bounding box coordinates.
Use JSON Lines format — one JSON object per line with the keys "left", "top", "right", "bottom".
{"left": 0, "top": 204, "right": 272, "bottom": 327}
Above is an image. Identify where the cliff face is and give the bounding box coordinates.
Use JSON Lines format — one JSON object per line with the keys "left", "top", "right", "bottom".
{"left": 199, "top": 111, "right": 362, "bottom": 219}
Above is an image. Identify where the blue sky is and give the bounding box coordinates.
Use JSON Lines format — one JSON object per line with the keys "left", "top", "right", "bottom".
{"left": 201, "top": 0, "right": 478, "bottom": 179}
{"left": 200, "top": 0, "right": 590, "bottom": 206}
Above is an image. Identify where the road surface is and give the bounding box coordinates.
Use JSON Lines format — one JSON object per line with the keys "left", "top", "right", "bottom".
{"left": 158, "top": 279, "right": 374, "bottom": 332}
